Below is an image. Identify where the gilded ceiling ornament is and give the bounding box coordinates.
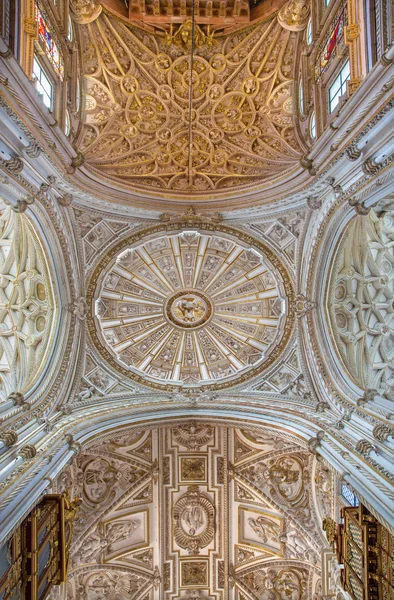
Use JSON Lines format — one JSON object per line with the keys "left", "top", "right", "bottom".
{"left": 167, "top": 20, "right": 215, "bottom": 50}
{"left": 89, "top": 225, "right": 293, "bottom": 390}
{"left": 172, "top": 422, "right": 214, "bottom": 450}
{"left": 70, "top": 0, "right": 102, "bottom": 24}
{"left": 322, "top": 517, "right": 337, "bottom": 550}
{"left": 76, "top": 12, "right": 304, "bottom": 198}
{"left": 277, "top": 0, "right": 310, "bottom": 31}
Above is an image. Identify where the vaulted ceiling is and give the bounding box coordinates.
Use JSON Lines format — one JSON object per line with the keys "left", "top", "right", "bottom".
{"left": 72, "top": 0, "right": 308, "bottom": 200}
{"left": 56, "top": 422, "right": 332, "bottom": 600}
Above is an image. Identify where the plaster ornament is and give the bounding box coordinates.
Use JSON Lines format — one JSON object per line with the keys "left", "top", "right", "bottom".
{"left": 308, "top": 431, "right": 325, "bottom": 454}
{"left": 76, "top": 12, "right": 304, "bottom": 198}
{"left": 329, "top": 211, "right": 394, "bottom": 397}
{"left": 0, "top": 429, "right": 18, "bottom": 446}
{"left": 306, "top": 196, "right": 322, "bottom": 210}
{"left": 18, "top": 444, "right": 37, "bottom": 459}
{"left": 169, "top": 20, "right": 215, "bottom": 50}
{"left": 74, "top": 297, "right": 88, "bottom": 320}
{"left": 355, "top": 439, "right": 375, "bottom": 457}
{"left": 173, "top": 486, "right": 215, "bottom": 554}
{"left": 76, "top": 386, "right": 96, "bottom": 401}
{"left": 56, "top": 424, "right": 333, "bottom": 599}
{"left": 372, "top": 423, "right": 394, "bottom": 442}
{"left": 58, "top": 193, "right": 73, "bottom": 207}
{"left": 24, "top": 142, "right": 42, "bottom": 158}
{"left": 69, "top": 0, "right": 102, "bottom": 24}
{"left": 247, "top": 516, "right": 280, "bottom": 544}
{"left": 172, "top": 422, "right": 214, "bottom": 450}
{"left": 279, "top": 529, "right": 311, "bottom": 559}
{"left": 322, "top": 517, "right": 337, "bottom": 550}
{"left": 278, "top": 0, "right": 310, "bottom": 31}
{"left": 8, "top": 391, "right": 25, "bottom": 405}
{"left": 0, "top": 206, "right": 57, "bottom": 401}
{"left": 3, "top": 155, "right": 24, "bottom": 173}
{"left": 294, "top": 294, "right": 316, "bottom": 317}
{"left": 90, "top": 227, "right": 292, "bottom": 390}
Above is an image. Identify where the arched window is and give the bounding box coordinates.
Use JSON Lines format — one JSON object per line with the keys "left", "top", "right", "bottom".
{"left": 32, "top": 4, "right": 64, "bottom": 111}
{"left": 329, "top": 60, "right": 350, "bottom": 113}
{"left": 306, "top": 19, "right": 312, "bottom": 45}
{"left": 33, "top": 57, "right": 53, "bottom": 109}
{"left": 309, "top": 112, "right": 316, "bottom": 139}
{"left": 65, "top": 110, "right": 71, "bottom": 136}
{"left": 299, "top": 79, "right": 304, "bottom": 114}
{"left": 67, "top": 15, "right": 73, "bottom": 41}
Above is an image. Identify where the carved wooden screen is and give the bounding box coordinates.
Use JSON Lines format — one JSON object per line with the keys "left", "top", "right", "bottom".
{"left": 23, "top": 496, "right": 64, "bottom": 600}
{"left": 0, "top": 527, "right": 23, "bottom": 599}
{"left": 0, "top": 494, "right": 77, "bottom": 600}
{"left": 337, "top": 504, "right": 394, "bottom": 600}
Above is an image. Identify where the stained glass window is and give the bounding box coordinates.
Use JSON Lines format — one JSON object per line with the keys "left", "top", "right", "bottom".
{"left": 36, "top": 5, "right": 64, "bottom": 79}
{"left": 315, "top": 3, "right": 347, "bottom": 81}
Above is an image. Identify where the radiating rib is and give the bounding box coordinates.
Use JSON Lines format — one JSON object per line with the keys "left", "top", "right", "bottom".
{"left": 193, "top": 331, "right": 209, "bottom": 380}
{"left": 136, "top": 247, "right": 175, "bottom": 292}
{"left": 204, "top": 327, "right": 245, "bottom": 370}
{"left": 192, "top": 236, "right": 209, "bottom": 288}
{"left": 217, "top": 313, "right": 279, "bottom": 326}
{"left": 120, "top": 295, "right": 163, "bottom": 307}
{"left": 210, "top": 263, "right": 268, "bottom": 298}
{"left": 113, "top": 320, "right": 167, "bottom": 352}
{"left": 138, "top": 328, "right": 173, "bottom": 370}
{"left": 204, "top": 246, "right": 244, "bottom": 292}
{"left": 112, "top": 264, "right": 167, "bottom": 297}
{"left": 213, "top": 320, "right": 268, "bottom": 352}
{"left": 122, "top": 314, "right": 164, "bottom": 325}
{"left": 171, "top": 332, "right": 185, "bottom": 380}
{"left": 215, "top": 289, "right": 278, "bottom": 305}
{"left": 171, "top": 236, "right": 185, "bottom": 289}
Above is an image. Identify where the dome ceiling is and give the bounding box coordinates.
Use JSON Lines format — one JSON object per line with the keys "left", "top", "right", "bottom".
{"left": 88, "top": 223, "right": 293, "bottom": 389}
{"left": 75, "top": 6, "right": 306, "bottom": 200}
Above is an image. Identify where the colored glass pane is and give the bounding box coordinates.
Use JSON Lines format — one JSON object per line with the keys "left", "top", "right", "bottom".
{"left": 36, "top": 5, "right": 64, "bottom": 79}
{"left": 315, "top": 3, "right": 347, "bottom": 81}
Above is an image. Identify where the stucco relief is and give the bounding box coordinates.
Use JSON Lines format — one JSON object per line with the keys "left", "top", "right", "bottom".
{"left": 0, "top": 204, "right": 57, "bottom": 401}
{"left": 54, "top": 424, "right": 333, "bottom": 599}
{"left": 75, "top": 10, "right": 305, "bottom": 199}
{"left": 89, "top": 224, "right": 294, "bottom": 390}
{"left": 328, "top": 211, "right": 394, "bottom": 398}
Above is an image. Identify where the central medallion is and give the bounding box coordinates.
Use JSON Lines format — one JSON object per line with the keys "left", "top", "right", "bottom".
{"left": 165, "top": 290, "right": 213, "bottom": 329}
